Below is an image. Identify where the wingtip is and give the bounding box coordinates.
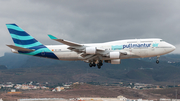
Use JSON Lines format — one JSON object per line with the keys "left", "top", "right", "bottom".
{"left": 48, "top": 34, "right": 58, "bottom": 39}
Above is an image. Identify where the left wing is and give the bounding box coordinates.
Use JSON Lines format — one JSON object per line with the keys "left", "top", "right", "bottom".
{"left": 48, "top": 35, "right": 107, "bottom": 61}
{"left": 48, "top": 35, "right": 129, "bottom": 62}
{"left": 48, "top": 34, "right": 105, "bottom": 51}
{"left": 48, "top": 35, "right": 82, "bottom": 47}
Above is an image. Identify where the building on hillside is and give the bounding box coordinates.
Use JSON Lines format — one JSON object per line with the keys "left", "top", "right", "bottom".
{"left": 117, "top": 95, "right": 127, "bottom": 100}
{"left": 17, "top": 98, "right": 67, "bottom": 101}
{"left": 52, "top": 86, "right": 64, "bottom": 92}
{"left": 1, "top": 82, "right": 14, "bottom": 88}
{"left": 133, "top": 83, "right": 157, "bottom": 89}
{"left": 63, "top": 84, "right": 70, "bottom": 89}
{"left": 73, "top": 82, "right": 79, "bottom": 85}
{"left": 78, "top": 96, "right": 128, "bottom": 101}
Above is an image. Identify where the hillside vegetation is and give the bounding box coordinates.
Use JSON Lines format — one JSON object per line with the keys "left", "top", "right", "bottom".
{"left": 0, "top": 53, "right": 180, "bottom": 85}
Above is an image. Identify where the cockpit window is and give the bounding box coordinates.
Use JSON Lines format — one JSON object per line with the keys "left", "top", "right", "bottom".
{"left": 160, "top": 40, "right": 164, "bottom": 42}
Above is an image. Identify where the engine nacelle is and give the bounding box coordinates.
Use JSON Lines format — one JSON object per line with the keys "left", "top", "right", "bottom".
{"left": 105, "top": 59, "right": 121, "bottom": 64}
{"left": 110, "top": 52, "right": 120, "bottom": 59}
{"left": 111, "top": 59, "right": 121, "bottom": 64}
{"left": 86, "top": 47, "right": 97, "bottom": 54}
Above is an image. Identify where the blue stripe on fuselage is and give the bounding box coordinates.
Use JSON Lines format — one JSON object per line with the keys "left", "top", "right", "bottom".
{"left": 35, "top": 52, "right": 58, "bottom": 59}
{"left": 28, "top": 45, "right": 47, "bottom": 50}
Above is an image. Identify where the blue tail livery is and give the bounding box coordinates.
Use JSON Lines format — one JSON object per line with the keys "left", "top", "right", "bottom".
{"left": 6, "top": 24, "right": 58, "bottom": 59}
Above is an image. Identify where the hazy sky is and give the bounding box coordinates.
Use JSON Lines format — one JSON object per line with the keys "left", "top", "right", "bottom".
{"left": 0, "top": 0, "right": 180, "bottom": 56}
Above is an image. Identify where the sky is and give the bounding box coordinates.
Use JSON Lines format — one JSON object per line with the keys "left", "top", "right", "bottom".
{"left": 0, "top": 0, "right": 180, "bottom": 56}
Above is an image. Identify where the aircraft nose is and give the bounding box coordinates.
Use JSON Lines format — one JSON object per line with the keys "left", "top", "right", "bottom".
{"left": 168, "top": 43, "right": 176, "bottom": 52}
{"left": 165, "top": 42, "right": 176, "bottom": 53}
{"left": 171, "top": 45, "right": 176, "bottom": 51}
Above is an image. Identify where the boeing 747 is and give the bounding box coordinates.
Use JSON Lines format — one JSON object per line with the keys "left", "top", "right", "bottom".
{"left": 6, "top": 24, "right": 176, "bottom": 69}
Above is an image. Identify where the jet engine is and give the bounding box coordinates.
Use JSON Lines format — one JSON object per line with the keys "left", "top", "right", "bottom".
{"left": 111, "top": 59, "right": 121, "bottom": 64}
{"left": 86, "top": 47, "right": 97, "bottom": 54}
{"left": 110, "top": 52, "right": 120, "bottom": 59}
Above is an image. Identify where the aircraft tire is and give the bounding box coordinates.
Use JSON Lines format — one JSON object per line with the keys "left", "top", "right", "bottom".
{"left": 156, "top": 60, "right": 159, "bottom": 64}
{"left": 99, "top": 60, "right": 103, "bottom": 66}
{"left": 93, "top": 63, "right": 96, "bottom": 67}
{"left": 89, "top": 63, "right": 93, "bottom": 67}
{"left": 97, "top": 63, "right": 102, "bottom": 69}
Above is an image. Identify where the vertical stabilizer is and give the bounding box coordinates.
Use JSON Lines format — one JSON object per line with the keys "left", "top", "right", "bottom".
{"left": 6, "top": 24, "right": 43, "bottom": 48}
{"left": 6, "top": 24, "right": 58, "bottom": 59}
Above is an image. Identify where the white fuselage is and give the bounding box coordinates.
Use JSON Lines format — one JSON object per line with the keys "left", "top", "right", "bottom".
{"left": 46, "top": 38, "right": 176, "bottom": 61}
{"left": 7, "top": 24, "right": 176, "bottom": 67}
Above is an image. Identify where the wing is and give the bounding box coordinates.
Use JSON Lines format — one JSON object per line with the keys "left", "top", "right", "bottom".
{"left": 48, "top": 35, "right": 107, "bottom": 61}
{"left": 48, "top": 35, "right": 82, "bottom": 46}
{"left": 48, "top": 35, "right": 129, "bottom": 62}
{"left": 48, "top": 34, "right": 105, "bottom": 51}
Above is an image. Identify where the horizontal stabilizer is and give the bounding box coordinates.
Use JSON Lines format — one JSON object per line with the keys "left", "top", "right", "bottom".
{"left": 48, "top": 34, "right": 82, "bottom": 46}
{"left": 6, "top": 45, "right": 35, "bottom": 52}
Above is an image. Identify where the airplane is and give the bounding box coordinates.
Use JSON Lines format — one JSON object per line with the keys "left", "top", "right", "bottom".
{"left": 6, "top": 24, "right": 176, "bottom": 69}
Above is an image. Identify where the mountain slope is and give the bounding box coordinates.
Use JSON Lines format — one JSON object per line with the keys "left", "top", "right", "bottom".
{"left": 0, "top": 53, "right": 180, "bottom": 85}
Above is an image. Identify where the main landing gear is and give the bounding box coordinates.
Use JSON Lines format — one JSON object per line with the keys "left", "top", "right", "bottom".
{"left": 89, "top": 60, "right": 103, "bottom": 69}
{"left": 89, "top": 62, "right": 96, "bottom": 67}
{"left": 97, "top": 60, "right": 103, "bottom": 69}
{"left": 156, "top": 56, "right": 160, "bottom": 64}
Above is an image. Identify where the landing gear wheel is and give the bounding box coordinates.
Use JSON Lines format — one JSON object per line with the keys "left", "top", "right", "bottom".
{"left": 156, "top": 60, "right": 159, "bottom": 64}
{"left": 156, "top": 56, "right": 160, "bottom": 64}
{"left": 99, "top": 60, "right": 103, "bottom": 66}
{"left": 89, "top": 63, "right": 93, "bottom": 67}
{"left": 93, "top": 63, "right": 96, "bottom": 67}
{"left": 97, "top": 60, "right": 103, "bottom": 69}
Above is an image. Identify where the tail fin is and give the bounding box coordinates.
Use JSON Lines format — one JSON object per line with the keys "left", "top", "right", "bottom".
{"left": 6, "top": 24, "right": 58, "bottom": 59}
{"left": 6, "top": 24, "right": 43, "bottom": 48}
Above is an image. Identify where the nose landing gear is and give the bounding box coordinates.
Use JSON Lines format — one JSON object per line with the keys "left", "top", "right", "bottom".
{"left": 156, "top": 56, "right": 160, "bottom": 64}
{"left": 156, "top": 60, "right": 159, "bottom": 64}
